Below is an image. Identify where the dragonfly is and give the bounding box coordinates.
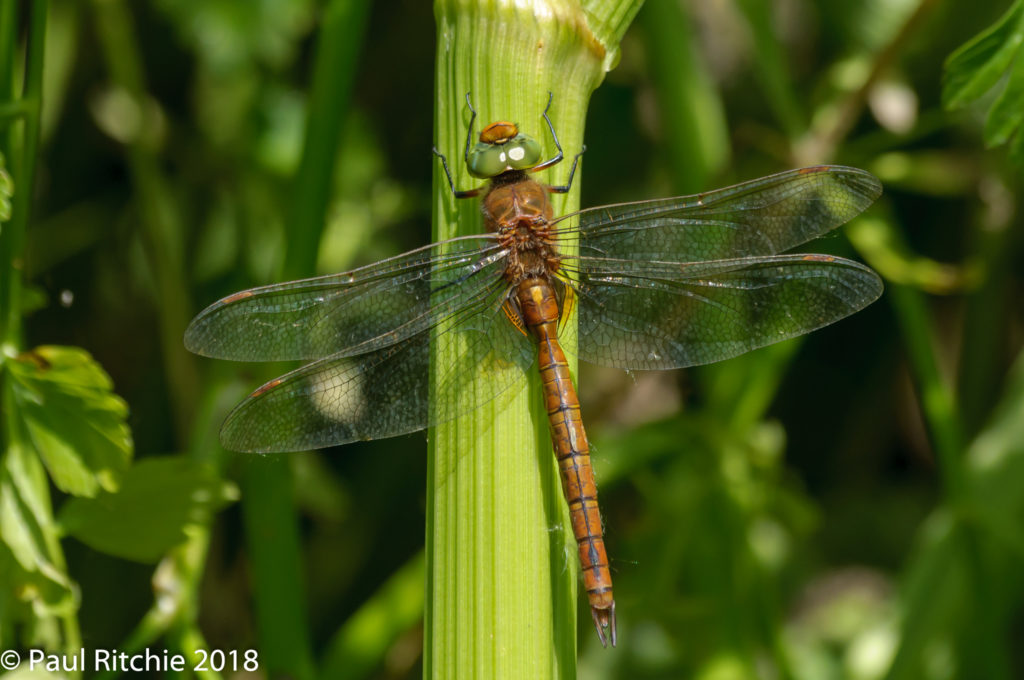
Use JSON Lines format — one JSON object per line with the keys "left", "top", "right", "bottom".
{"left": 184, "top": 94, "right": 883, "bottom": 648}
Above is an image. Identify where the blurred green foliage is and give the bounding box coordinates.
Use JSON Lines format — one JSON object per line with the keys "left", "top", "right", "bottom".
{"left": 0, "top": 0, "right": 1020, "bottom": 679}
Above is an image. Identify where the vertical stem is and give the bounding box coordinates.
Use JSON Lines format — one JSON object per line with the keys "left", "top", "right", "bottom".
{"left": 640, "top": 0, "right": 730, "bottom": 193}
{"left": 239, "top": 460, "right": 314, "bottom": 680}
{"left": 0, "top": 0, "right": 43, "bottom": 346}
{"left": 241, "top": 1, "right": 371, "bottom": 677}
{"left": 957, "top": 209, "right": 1019, "bottom": 435}
{"left": 887, "top": 284, "right": 965, "bottom": 499}
{"left": 0, "top": 0, "right": 16, "bottom": 346}
{"left": 90, "top": 0, "right": 198, "bottom": 439}
{"left": 427, "top": 1, "right": 609, "bottom": 676}
{"left": 281, "top": 0, "right": 371, "bottom": 280}
{"left": 732, "top": 0, "right": 804, "bottom": 139}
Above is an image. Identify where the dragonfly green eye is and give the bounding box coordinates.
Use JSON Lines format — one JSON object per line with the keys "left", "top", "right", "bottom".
{"left": 466, "top": 133, "right": 543, "bottom": 179}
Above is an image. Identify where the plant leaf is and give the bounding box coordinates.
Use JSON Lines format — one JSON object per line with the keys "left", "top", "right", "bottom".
{"left": 984, "top": 39, "right": 1024, "bottom": 146}
{"left": 6, "top": 346, "right": 132, "bottom": 497}
{"left": 0, "top": 439, "right": 78, "bottom": 636}
{"left": 58, "top": 457, "right": 237, "bottom": 563}
{"left": 942, "top": 0, "right": 1024, "bottom": 110}
{"left": 965, "top": 348, "right": 1024, "bottom": 553}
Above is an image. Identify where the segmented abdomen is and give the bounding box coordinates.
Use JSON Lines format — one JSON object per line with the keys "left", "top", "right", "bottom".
{"left": 514, "top": 277, "right": 616, "bottom": 645}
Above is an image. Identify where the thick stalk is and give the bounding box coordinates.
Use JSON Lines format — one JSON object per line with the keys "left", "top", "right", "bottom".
{"left": 427, "top": 1, "right": 616, "bottom": 676}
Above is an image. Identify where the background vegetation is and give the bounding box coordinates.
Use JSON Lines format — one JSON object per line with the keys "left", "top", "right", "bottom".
{"left": 1, "top": 0, "right": 1022, "bottom": 678}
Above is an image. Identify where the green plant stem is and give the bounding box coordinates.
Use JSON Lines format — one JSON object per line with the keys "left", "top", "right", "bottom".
{"left": 733, "top": 0, "right": 804, "bottom": 139}
{"left": 640, "top": 0, "right": 730, "bottom": 193}
{"left": 885, "top": 280, "right": 1010, "bottom": 675}
{"left": 880, "top": 196, "right": 1016, "bottom": 680}
{"left": 0, "top": 0, "right": 45, "bottom": 346}
{"left": 957, "top": 199, "right": 1020, "bottom": 435}
{"left": 427, "top": 1, "right": 629, "bottom": 675}
{"left": 0, "top": 1, "right": 15, "bottom": 110}
{"left": 881, "top": 514, "right": 958, "bottom": 680}
{"left": 234, "top": 2, "right": 372, "bottom": 678}
{"left": 178, "top": 626, "right": 223, "bottom": 680}
{"left": 93, "top": 533, "right": 218, "bottom": 680}
{"left": 239, "top": 459, "right": 314, "bottom": 680}
{"left": 281, "top": 0, "right": 371, "bottom": 280}
{"left": 0, "top": 99, "right": 30, "bottom": 120}
{"left": 887, "top": 283, "right": 965, "bottom": 500}
{"left": 90, "top": 0, "right": 198, "bottom": 439}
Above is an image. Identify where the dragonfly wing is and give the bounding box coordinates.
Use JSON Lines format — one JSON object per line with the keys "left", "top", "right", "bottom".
{"left": 576, "top": 254, "right": 883, "bottom": 370}
{"left": 185, "top": 236, "right": 506, "bottom": 361}
{"left": 219, "top": 289, "right": 535, "bottom": 452}
{"left": 562, "top": 166, "right": 880, "bottom": 262}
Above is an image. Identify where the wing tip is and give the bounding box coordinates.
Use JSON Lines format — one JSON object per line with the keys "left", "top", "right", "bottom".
{"left": 812, "top": 164, "right": 883, "bottom": 205}
{"left": 182, "top": 322, "right": 206, "bottom": 356}
{"left": 183, "top": 296, "right": 236, "bottom": 357}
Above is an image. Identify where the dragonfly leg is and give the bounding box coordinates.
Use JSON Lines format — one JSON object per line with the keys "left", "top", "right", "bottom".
{"left": 545, "top": 145, "right": 586, "bottom": 194}
{"left": 433, "top": 92, "right": 486, "bottom": 199}
{"left": 462, "top": 91, "right": 477, "bottom": 168}
{"left": 531, "top": 91, "right": 566, "bottom": 174}
{"left": 433, "top": 145, "right": 483, "bottom": 199}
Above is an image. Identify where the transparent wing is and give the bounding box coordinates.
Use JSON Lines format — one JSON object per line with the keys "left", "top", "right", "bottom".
{"left": 553, "top": 166, "right": 881, "bottom": 261}
{"left": 575, "top": 254, "right": 883, "bottom": 370}
{"left": 218, "top": 287, "right": 535, "bottom": 452}
{"left": 185, "top": 235, "right": 506, "bottom": 361}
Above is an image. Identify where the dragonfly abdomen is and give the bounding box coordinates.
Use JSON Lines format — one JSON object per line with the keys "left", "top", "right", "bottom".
{"left": 514, "top": 277, "right": 617, "bottom": 647}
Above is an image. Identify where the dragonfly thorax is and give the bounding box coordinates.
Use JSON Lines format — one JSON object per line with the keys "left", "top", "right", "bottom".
{"left": 482, "top": 175, "right": 552, "bottom": 230}
{"left": 482, "top": 173, "right": 562, "bottom": 284}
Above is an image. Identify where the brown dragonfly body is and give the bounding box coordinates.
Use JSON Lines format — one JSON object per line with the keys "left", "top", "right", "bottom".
{"left": 470, "top": 123, "right": 616, "bottom": 643}
{"left": 515, "top": 276, "right": 616, "bottom": 641}
{"left": 185, "top": 94, "right": 884, "bottom": 650}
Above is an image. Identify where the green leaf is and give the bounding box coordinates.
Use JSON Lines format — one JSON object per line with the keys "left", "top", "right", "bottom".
{"left": 942, "top": 0, "right": 1024, "bottom": 110}
{"left": 58, "top": 457, "right": 237, "bottom": 563}
{"left": 882, "top": 511, "right": 965, "bottom": 680}
{"left": 984, "top": 40, "right": 1024, "bottom": 146}
{"left": 6, "top": 346, "right": 132, "bottom": 497}
{"left": 581, "top": 0, "right": 647, "bottom": 71}
{"left": 0, "top": 440, "right": 77, "bottom": 634}
{"left": 964, "top": 348, "right": 1024, "bottom": 554}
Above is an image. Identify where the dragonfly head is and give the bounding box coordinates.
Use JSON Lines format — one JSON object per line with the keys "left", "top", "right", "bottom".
{"left": 466, "top": 121, "right": 543, "bottom": 179}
